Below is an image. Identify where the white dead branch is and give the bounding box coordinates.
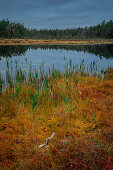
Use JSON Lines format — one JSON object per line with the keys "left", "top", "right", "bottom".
{"left": 38, "top": 132, "right": 55, "bottom": 148}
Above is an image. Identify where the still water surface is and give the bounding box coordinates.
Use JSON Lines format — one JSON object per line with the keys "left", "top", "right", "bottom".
{"left": 0, "top": 44, "right": 113, "bottom": 78}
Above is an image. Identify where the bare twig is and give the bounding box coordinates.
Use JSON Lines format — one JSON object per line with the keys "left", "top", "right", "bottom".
{"left": 39, "top": 132, "right": 55, "bottom": 148}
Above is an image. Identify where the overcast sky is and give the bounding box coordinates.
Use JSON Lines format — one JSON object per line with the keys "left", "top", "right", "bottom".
{"left": 0, "top": 0, "right": 113, "bottom": 29}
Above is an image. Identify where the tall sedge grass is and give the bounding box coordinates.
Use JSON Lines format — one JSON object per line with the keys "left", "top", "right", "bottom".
{"left": 0, "top": 59, "right": 113, "bottom": 169}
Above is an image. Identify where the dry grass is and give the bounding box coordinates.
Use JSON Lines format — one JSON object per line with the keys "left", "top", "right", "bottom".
{"left": 0, "top": 68, "right": 113, "bottom": 169}
{"left": 0, "top": 39, "right": 113, "bottom": 45}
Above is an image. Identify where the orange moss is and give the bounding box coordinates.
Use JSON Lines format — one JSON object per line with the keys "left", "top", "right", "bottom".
{"left": 0, "top": 69, "right": 113, "bottom": 169}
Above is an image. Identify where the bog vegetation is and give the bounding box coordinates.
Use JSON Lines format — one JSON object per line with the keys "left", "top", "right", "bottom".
{"left": 0, "top": 19, "right": 113, "bottom": 39}
{"left": 0, "top": 60, "right": 113, "bottom": 169}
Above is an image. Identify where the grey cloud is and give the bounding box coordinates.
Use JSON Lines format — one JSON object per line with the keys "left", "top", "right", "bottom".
{"left": 0, "top": 0, "right": 113, "bottom": 29}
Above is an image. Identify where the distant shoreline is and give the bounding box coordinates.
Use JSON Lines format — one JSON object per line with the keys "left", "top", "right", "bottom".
{"left": 0, "top": 39, "right": 113, "bottom": 45}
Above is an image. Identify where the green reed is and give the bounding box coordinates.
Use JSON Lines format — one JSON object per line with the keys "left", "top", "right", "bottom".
{"left": 1, "top": 58, "right": 103, "bottom": 103}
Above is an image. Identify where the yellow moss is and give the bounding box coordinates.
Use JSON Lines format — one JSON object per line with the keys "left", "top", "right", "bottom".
{"left": 0, "top": 68, "right": 113, "bottom": 169}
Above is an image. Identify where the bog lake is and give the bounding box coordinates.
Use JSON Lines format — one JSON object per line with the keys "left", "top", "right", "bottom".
{"left": 0, "top": 44, "right": 113, "bottom": 79}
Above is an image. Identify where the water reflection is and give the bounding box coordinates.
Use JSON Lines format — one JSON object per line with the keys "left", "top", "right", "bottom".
{"left": 0, "top": 44, "right": 113, "bottom": 59}
{"left": 0, "top": 44, "right": 113, "bottom": 80}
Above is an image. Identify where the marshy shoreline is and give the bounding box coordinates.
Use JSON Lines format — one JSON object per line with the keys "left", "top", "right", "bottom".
{"left": 0, "top": 39, "right": 113, "bottom": 46}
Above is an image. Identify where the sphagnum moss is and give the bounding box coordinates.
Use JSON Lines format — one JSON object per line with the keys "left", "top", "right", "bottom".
{"left": 0, "top": 62, "right": 113, "bottom": 169}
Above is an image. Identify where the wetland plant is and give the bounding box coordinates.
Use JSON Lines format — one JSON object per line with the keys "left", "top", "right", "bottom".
{"left": 0, "top": 58, "right": 113, "bottom": 169}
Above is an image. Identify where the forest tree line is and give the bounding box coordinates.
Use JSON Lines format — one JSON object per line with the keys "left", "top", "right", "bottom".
{"left": 0, "top": 19, "right": 113, "bottom": 39}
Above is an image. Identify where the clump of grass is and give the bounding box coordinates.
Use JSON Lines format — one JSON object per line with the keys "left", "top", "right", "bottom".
{"left": 0, "top": 60, "right": 113, "bottom": 169}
